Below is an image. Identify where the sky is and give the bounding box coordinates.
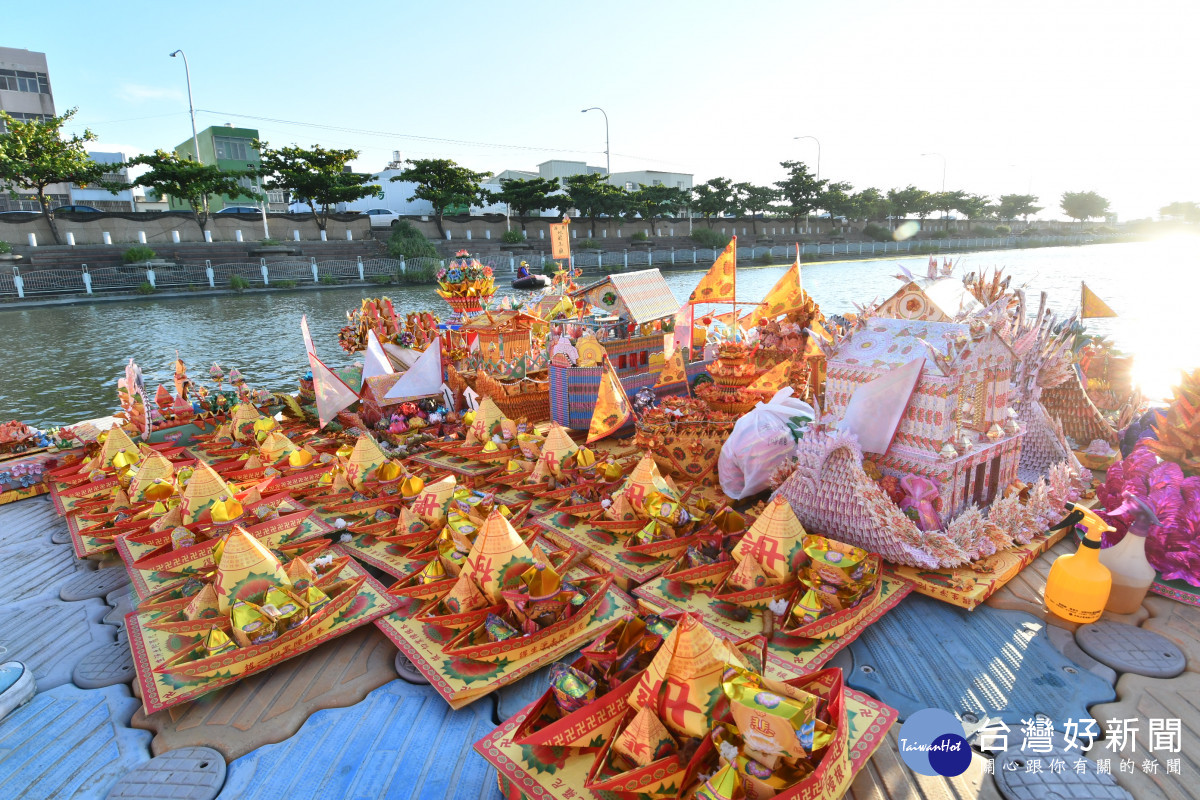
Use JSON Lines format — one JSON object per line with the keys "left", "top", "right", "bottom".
{"left": 7, "top": 0, "right": 1198, "bottom": 220}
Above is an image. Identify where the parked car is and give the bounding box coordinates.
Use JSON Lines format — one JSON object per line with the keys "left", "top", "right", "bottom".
{"left": 363, "top": 208, "right": 402, "bottom": 227}
{"left": 215, "top": 206, "right": 263, "bottom": 215}
{"left": 51, "top": 205, "right": 102, "bottom": 213}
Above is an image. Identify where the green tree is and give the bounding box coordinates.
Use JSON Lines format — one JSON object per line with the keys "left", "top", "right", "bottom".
{"left": 1160, "top": 201, "right": 1200, "bottom": 223}
{"left": 820, "top": 181, "right": 856, "bottom": 227}
{"left": 129, "top": 150, "right": 256, "bottom": 237}
{"left": 887, "top": 186, "right": 932, "bottom": 225}
{"left": 254, "top": 141, "right": 380, "bottom": 232}
{"left": 563, "top": 173, "right": 625, "bottom": 228}
{"left": 996, "top": 193, "right": 1042, "bottom": 224}
{"left": 690, "top": 177, "right": 736, "bottom": 228}
{"left": 390, "top": 158, "right": 490, "bottom": 237}
{"left": 627, "top": 185, "right": 689, "bottom": 233}
{"left": 951, "top": 193, "right": 991, "bottom": 230}
{"left": 1060, "top": 190, "right": 1110, "bottom": 225}
{"left": 849, "top": 187, "right": 889, "bottom": 221}
{"left": 774, "top": 160, "right": 827, "bottom": 231}
{"left": 0, "top": 108, "right": 124, "bottom": 244}
{"left": 733, "top": 183, "right": 778, "bottom": 235}
{"left": 486, "top": 177, "right": 564, "bottom": 232}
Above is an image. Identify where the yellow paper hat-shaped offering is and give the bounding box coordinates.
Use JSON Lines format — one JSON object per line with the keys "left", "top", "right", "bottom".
{"left": 613, "top": 704, "right": 677, "bottom": 767}
{"left": 531, "top": 423, "right": 578, "bottom": 482}
{"left": 184, "top": 583, "right": 221, "bottom": 620}
{"left": 214, "top": 526, "right": 292, "bottom": 614}
{"left": 520, "top": 561, "right": 563, "bottom": 601}
{"left": 631, "top": 614, "right": 746, "bottom": 738}
{"left": 374, "top": 460, "right": 403, "bottom": 484}
{"left": 730, "top": 496, "right": 806, "bottom": 582}
{"left": 211, "top": 494, "right": 244, "bottom": 525}
{"left": 129, "top": 451, "right": 176, "bottom": 503}
{"left": 442, "top": 572, "right": 490, "bottom": 614}
{"left": 180, "top": 463, "right": 234, "bottom": 525}
{"left": 726, "top": 554, "right": 770, "bottom": 591}
{"left": 230, "top": 403, "right": 262, "bottom": 444}
{"left": 465, "top": 397, "right": 509, "bottom": 446}
{"left": 616, "top": 455, "right": 679, "bottom": 515}
{"left": 98, "top": 427, "right": 139, "bottom": 468}
{"left": 346, "top": 434, "right": 388, "bottom": 491}
{"left": 400, "top": 473, "right": 425, "bottom": 498}
{"left": 259, "top": 430, "right": 298, "bottom": 464}
{"left": 411, "top": 475, "right": 456, "bottom": 524}
{"left": 460, "top": 509, "right": 535, "bottom": 603}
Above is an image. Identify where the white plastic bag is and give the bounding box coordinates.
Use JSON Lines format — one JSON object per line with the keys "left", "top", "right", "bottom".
{"left": 718, "top": 388, "right": 814, "bottom": 500}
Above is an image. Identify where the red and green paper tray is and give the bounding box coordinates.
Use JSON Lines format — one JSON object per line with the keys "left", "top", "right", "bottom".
{"left": 127, "top": 557, "right": 399, "bottom": 715}
{"left": 475, "top": 684, "right": 897, "bottom": 800}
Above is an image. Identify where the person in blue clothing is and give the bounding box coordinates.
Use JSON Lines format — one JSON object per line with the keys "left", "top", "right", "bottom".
{"left": 516, "top": 262, "right": 531, "bottom": 279}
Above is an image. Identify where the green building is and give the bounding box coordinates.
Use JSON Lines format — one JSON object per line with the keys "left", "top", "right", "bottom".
{"left": 170, "top": 123, "right": 262, "bottom": 211}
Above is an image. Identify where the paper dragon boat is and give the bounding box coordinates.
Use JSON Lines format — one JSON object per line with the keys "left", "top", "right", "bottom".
{"left": 127, "top": 525, "right": 398, "bottom": 714}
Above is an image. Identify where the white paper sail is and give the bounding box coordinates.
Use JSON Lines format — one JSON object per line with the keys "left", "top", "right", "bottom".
{"left": 362, "top": 329, "right": 395, "bottom": 381}
{"left": 301, "top": 314, "right": 316, "bottom": 356}
{"left": 308, "top": 352, "right": 358, "bottom": 429}
{"left": 384, "top": 342, "right": 443, "bottom": 400}
{"left": 836, "top": 357, "right": 924, "bottom": 455}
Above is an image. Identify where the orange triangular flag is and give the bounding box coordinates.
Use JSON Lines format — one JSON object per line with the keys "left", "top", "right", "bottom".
{"left": 587, "top": 358, "right": 633, "bottom": 444}
{"left": 1081, "top": 282, "right": 1117, "bottom": 319}
{"left": 743, "top": 259, "right": 804, "bottom": 329}
{"left": 688, "top": 236, "right": 736, "bottom": 304}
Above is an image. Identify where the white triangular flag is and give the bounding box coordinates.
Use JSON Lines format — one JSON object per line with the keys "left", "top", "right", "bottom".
{"left": 836, "top": 357, "right": 924, "bottom": 455}
{"left": 384, "top": 342, "right": 443, "bottom": 400}
{"left": 362, "top": 329, "right": 395, "bottom": 381}
{"left": 301, "top": 314, "right": 316, "bottom": 356}
{"left": 308, "top": 352, "right": 358, "bottom": 429}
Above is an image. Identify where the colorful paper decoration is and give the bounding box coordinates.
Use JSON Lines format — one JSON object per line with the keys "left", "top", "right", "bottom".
{"left": 362, "top": 329, "right": 396, "bottom": 381}
{"left": 654, "top": 347, "right": 688, "bottom": 389}
{"left": 213, "top": 526, "right": 293, "bottom": 613}
{"left": 180, "top": 463, "right": 233, "bottom": 525}
{"left": 731, "top": 496, "right": 806, "bottom": 582}
{"left": 383, "top": 340, "right": 442, "bottom": 400}
{"left": 742, "top": 256, "right": 803, "bottom": 328}
{"left": 746, "top": 359, "right": 793, "bottom": 394}
{"left": 459, "top": 509, "right": 535, "bottom": 603}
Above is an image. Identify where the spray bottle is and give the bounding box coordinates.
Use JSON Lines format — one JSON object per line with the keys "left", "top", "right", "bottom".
{"left": 1098, "top": 494, "right": 1161, "bottom": 614}
{"left": 1044, "top": 503, "right": 1113, "bottom": 624}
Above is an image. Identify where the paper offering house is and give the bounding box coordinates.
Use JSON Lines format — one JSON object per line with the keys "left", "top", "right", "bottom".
{"left": 824, "top": 317, "right": 1023, "bottom": 520}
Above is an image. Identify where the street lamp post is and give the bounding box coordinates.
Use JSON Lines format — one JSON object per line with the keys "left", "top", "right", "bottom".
{"left": 921, "top": 152, "right": 947, "bottom": 222}
{"left": 792, "top": 135, "right": 821, "bottom": 181}
{"left": 581, "top": 108, "right": 610, "bottom": 176}
{"left": 169, "top": 49, "right": 206, "bottom": 214}
{"left": 793, "top": 135, "right": 821, "bottom": 231}
{"left": 249, "top": 164, "right": 270, "bottom": 239}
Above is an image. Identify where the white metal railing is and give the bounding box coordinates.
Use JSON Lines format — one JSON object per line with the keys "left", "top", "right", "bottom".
{"left": 0, "top": 235, "right": 1114, "bottom": 299}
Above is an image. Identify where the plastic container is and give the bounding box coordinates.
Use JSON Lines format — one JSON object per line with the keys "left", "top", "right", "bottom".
{"left": 1098, "top": 496, "right": 1159, "bottom": 614}
{"left": 1045, "top": 527, "right": 1112, "bottom": 624}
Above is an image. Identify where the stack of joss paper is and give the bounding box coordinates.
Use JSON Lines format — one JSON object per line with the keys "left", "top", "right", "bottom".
{"left": 598, "top": 455, "right": 707, "bottom": 555}
{"left": 783, "top": 536, "right": 880, "bottom": 634}
{"left": 511, "top": 613, "right": 858, "bottom": 800}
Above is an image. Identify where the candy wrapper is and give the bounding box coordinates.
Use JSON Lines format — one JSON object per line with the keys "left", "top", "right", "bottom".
{"left": 721, "top": 668, "right": 818, "bottom": 761}
{"left": 549, "top": 661, "right": 597, "bottom": 714}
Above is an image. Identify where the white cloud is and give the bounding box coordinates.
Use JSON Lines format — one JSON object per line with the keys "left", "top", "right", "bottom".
{"left": 118, "top": 84, "right": 184, "bottom": 103}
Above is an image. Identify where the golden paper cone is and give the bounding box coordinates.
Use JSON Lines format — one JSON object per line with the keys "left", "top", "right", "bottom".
{"left": 536, "top": 423, "right": 578, "bottom": 481}
{"left": 411, "top": 475, "right": 456, "bottom": 524}
{"left": 285, "top": 556, "right": 318, "bottom": 587}
{"left": 442, "top": 572, "right": 489, "bottom": 614}
{"left": 180, "top": 463, "right": 233, "bottom": 525}
{"left": 230, "top": 403, "right": 262, "bottom": 444}
{"left": 461, "top": 509, "right": 535, "bottom": 603}
{"left": 184, "top": 584, "right": 221, "bottom": 620}
{"left": 465, "top": 397, "right": 510, "bottom": 445}
{"left": 604, "top": 494, "right": 638, "bottom": 521}
{"left": 632, "top": 614, "right": 746, "bottom": 738}
{"left": 727, "top": 554, "right": 771, "bottom": 590}
{"left": 149, "top": 504, "right": 183, "bottom": 533}
{"left": 520, "top": 561, "right": 563, "bottom": 600}
{"left": 214, "top": 526, "right": 293, "bottom": 614}
{"left": 613, "top": 705, "right": 677, "bottom": 767}
{"left": 731, "top": 496, "right": 806, "bottom": 582}
{"left": 259, "top": 430, "right": 298, "bottom": 463}
{"left": 346, "top": 435, "right": 388, "bottom": 491}
{"left": 393, "top": 505, "right": 429, "bottom": 537}
{"left": 99, "top": 427, "right": 138, "bottom": 467}
{"left": 131, "top": 452, "right": 176, "bottom": 497}
{"left": 618, "top": 455, "right": 678, "bottom": 514}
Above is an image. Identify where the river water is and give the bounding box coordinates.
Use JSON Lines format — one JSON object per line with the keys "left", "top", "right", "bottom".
{"left": 2, "top": 238, "right": 1195, "bottom": 428}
